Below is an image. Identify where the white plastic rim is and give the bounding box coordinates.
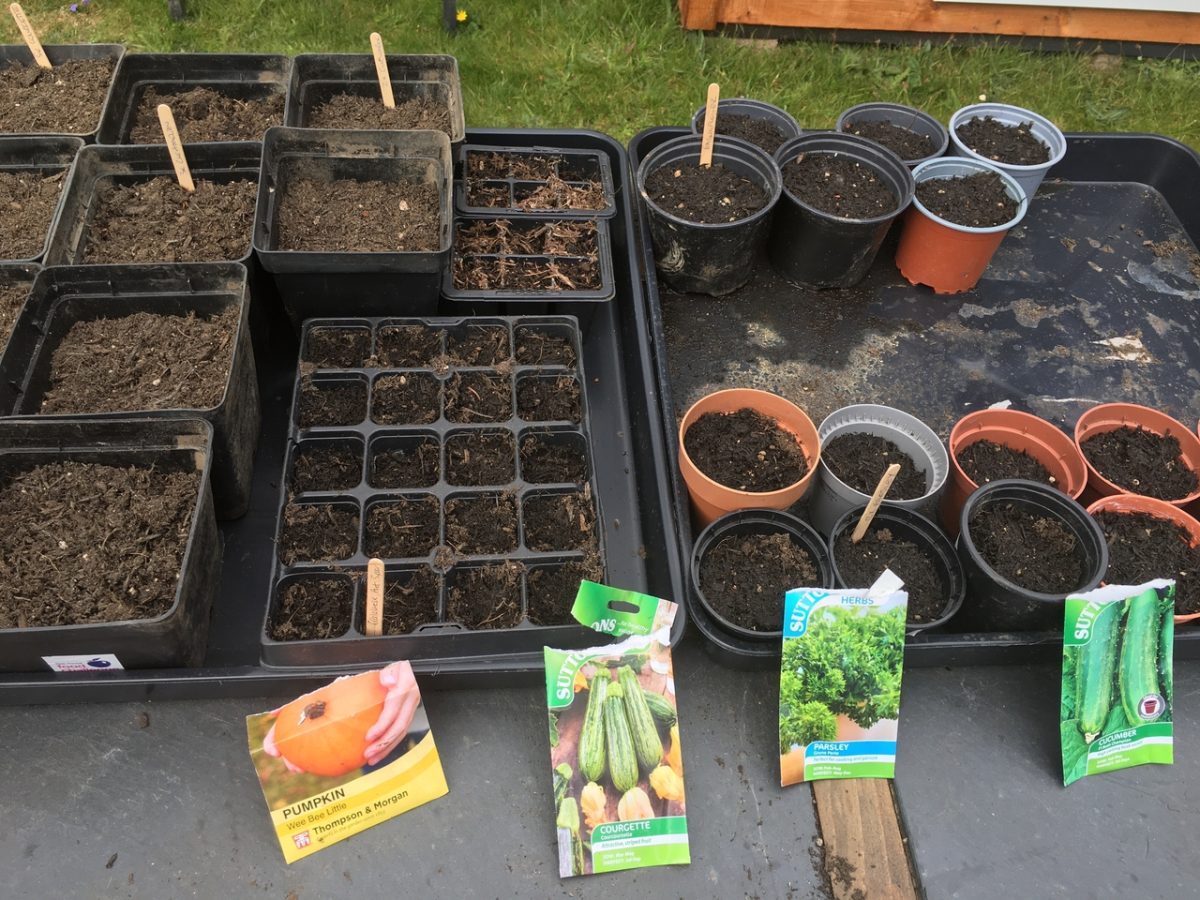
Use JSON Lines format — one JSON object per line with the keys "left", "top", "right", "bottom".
{"left": 948, "top": 102, "right": 1067, "bottom": 172}
{"left": 910, "top": 157, "right": 1030, "bottom": 235}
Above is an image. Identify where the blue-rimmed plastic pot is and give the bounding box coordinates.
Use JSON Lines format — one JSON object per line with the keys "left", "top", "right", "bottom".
{"left": 948, "top": 102, "right": 1066, "bottom": 200}
{"left": 637, "top": 134, "right": 782, "bottom": 296}
{"left": 836, "top": 102, "right": 949, "bottom": 168}
{"left": 895, "top": 157, "right": 1028, "bottom": 294}
{"left": 768, "top": 132, "right": 914, "bottom": 289}
{"left": 690, "top": 98, "right": 802, "bottom": 154}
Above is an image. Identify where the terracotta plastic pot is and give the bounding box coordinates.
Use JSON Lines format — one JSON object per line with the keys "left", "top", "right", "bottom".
{"left": 895, "top": 157, "right": 1028, "bottom": 294}
{"left": 1087, "top": 493, "right": 1200, "bottom": 624}
{"left": 943, "top": 408, "right": 1087, "bottom": 536}
{"left": 1074, "top": 403, "right": 1200, "bottom": 507}
{"left": 678, "top": 388, "right": 820, "bottom": 527}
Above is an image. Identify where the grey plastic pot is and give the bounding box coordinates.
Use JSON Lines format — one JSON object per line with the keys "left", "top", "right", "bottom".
{"left": 836, "top": 102, "right": 949, "bottom": 168}
{"left": 690, "top": 98, "right": 802, "bottom": 153}
{"left": 809, "top": 404, "right": 949, "bottom": 537}
{"left": 948, "top": 102, "right": 1066, "bottom": 200}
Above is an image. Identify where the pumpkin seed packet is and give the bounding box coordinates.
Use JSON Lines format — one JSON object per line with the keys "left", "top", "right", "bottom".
{"left": 543, "top": 581, "right": 689, "bottom": 878}
{"left": 246, "top": 661, "right": 449, "bottom": 863}
{"left": 1061, "top": 580, "right": 1174, "bottom": 787}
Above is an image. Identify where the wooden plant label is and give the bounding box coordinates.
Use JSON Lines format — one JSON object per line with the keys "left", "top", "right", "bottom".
{"left": 699, "top": 82, "right": 720, "bottom": 167}
{"left": 156, "top": 105, "right": 195, "bottom": 192}
{"left": 365, "top": 557, "right": 384, "bottom": 637}
{"left": 369, "top": 32, "right": 396, "bottom": 109}
{"left": 851, "top": 462, "right": 901, "bottom": 543}
{"left": 8, "top": 3, "right": 51, "bottom": 69}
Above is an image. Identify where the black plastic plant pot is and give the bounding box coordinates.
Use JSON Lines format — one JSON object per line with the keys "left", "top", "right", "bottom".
{"left": 637, "top": 134, "right": 782, "bottom": 296}
{"left": 284, "top": 53, "right": 465, "bottom": 143}
{"left": 0, "top": 263, "right": 39, "bottom": 355}
{"left": 689, "top": 98, "right": 802, "bottom": 154}
{"left": 0, "top": 44, "right": 125, "bottom": 141}
{"left": 96, "top": 53, "right": 291, "bottom": 145}
{"left": 455, "top": 143, "right": 617, "bottom": 218}
{"left": 828, "top": 505, "right": 966, "bottom": 635}
{"left": 0, "top": 417, "right": 220, "bottom": 672}
{"left": 0, "top": 263, "right": 260, "bottom": 519}
{"left": 690, "top": 508, "right": 833, "bottom": 642}
{"left": 0, "top": 137, "right": 84, "bottom": 264}
{"left": 768, "top": 132, "right": 915, "bottom": 289}
{"left": 956, "top": 479, "right": 1108, "bottom": 632}
{"left": 835, "top": 102, "right": 949, "bottom": 168}
{"left": 254, "top": 127, "right": 452, "bottom": 328}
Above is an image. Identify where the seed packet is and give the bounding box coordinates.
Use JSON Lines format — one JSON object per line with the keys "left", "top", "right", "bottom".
{"left": 779, "top": 574, "right": 908, "bottom": 786}
{"left": 1061, "top": 580, "right": 1174, "bottom": 786}
{"left": 246, "top": 662, "right": 449, "bottom": 863}
{"left": 544, "top": 581, "right": 689, "bottom": 878}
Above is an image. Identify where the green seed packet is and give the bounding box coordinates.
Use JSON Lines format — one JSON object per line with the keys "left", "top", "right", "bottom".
{"left": 1061, "top": 579, "right": 1174, "bottom": 786}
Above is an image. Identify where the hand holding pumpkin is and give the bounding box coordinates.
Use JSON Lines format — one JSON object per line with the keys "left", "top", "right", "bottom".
{"left": 363, "top": 661, "right": 421, "bottom": 766}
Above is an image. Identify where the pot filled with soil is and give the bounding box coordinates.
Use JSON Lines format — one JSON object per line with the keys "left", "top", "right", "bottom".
{"left": 809, "top": 404, "right": 949, "bottom": 537}
{"left": 691, "top": 508, "right": 832, "bottom": 639}
{"left": 1074, "top": 403, "right": 1200, "bottom": 507}
{"left": 0, "top": 263, "right": 260, "bottom": 519}
{"left": 0, "top": 43, "right": 124, "bottom": 139}
{"left": 97, "top": 53, "right": 290, "bottom": 145}
{"left": 829, "top": 505, "right": 965, "bottom": 634}
{"left": 1088, "top": 494, "right": 1200, "bottom": 624}
{"left": 689, "top": 98, "right": 802, "bottom": 155}
{"left": 0, "top": 263, "right": 37, "bottom": 352}
{"left": 0, "top": 136, "right": 83, "bottom": 264}
{"left": 836, "top": 102, "right": 949, "bottom": 168}
{"left": 957, "top": 479, "right": 1107, "bottom": 631}
{"left": 894, "top": 157, "right": 1027, "bottom": 294}
{"left": 948, "top": 102, "right": 1066, "bottom": 200}
{"left": 678, "top": 387, "right": 819, "bottom": 526}
{"left": 0, "top": 417, "right": 220, "bottom": 672}
{"left": 943, "top": 407, "right": 1087, "bottom": 535}
{"left": 637, "top": 133, "right": 782, "bottom": 296}
{"left": 254, "top": 127, "right": 451, "bottom": 326}
{"left": 457, "top": 145, "right": 616, "bottom": 218}
{"left": 768, "top": 132, "right": 914, "bottom": 289}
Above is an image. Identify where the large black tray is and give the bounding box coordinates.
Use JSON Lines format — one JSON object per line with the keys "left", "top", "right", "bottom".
{"left": 0, "top": 129, "right": 684, "bottom": 704}
{"left": 629, "top": 126, "right": 1200, "bottom": 667}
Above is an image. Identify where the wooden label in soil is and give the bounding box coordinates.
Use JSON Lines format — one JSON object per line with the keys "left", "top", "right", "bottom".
{"left": 699, "top": 82, "right": 719, "bottom": 167}
{"left": 851, "top": 462, "right": 901, "bottom": 543}
{"left": 365, "top": 557, "right": 385, "bottom": 637}
{"left": 8, "top": 4, "right": 51, "bottom": 70}
{"left": 369, "top": 32, "right": 396, "bottom": 109}
{"left": 156, "top": 104, "right": 195, "bottom": 193}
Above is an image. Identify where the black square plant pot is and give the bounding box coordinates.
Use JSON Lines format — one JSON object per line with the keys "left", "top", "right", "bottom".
{"left": 0, "top": 137, "right": 84, "bottom": 264}
{"left": 455, "top": 143, "right": 617, "bottom": 219}
{"left": 0, "top": 417, "right": 221, "bottom": 672}
{"left": 0, "top": 263, "right": 39, "bottom": 354}
{"left": 0, "top": 43, "right": 125, "bottom": 141}
{"left": 284, "top": 53, "right": 465, "bottom": 144}
{"left": 96, "top": 53, "right": 291, "bottom": 145}
{"left": 0, "top": 263, "right": 261, "bottom": 519}
{"left": 254, "top": 127, "right": 452, "bottom": 328}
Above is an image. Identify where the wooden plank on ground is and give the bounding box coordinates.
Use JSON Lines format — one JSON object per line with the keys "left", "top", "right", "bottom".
{"left": 812, "top": 779, "right": 919, "bottom": 900}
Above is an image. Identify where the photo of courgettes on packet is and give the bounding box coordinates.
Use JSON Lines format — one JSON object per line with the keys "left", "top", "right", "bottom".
{"left": 1061, "top": 579, "right": 1174, "bottom": 786}
{"left": 544, "top": 581, "right": 689, "bottom": 878}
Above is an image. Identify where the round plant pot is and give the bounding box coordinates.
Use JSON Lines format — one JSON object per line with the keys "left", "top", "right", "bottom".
{"left": 894, "top": 157, "right": 1028, "bottom": 294}
{"left": 828, "top": 504, "right": 965, "bottom": 635}
{"left": 1087, "top": 493, "right": 1200, "bottom": 625}
{"left": 942, "top": 408, "right": 1087, "bottom": 536}
{"left": 948, "top": 102, "right": 1067, "bottom": 200}
{"left": 678, "top": 388, "right": 820, "bottom": 527}
{"left": 1073, "top": 403, "right": 1200, "bottom": 507}
{"left": 835, "top": 102, "right": 949, "bottom": 168}
{"left": 810, "top": 404, "right": 949, "bottom": 537}
{"left": 691, "top": 508, "right": 834, "bottom": 641}
{"left": 768, "top": 133, "right": 915, "bottom": 289}
{"left": 637, "top": 134, "right": 782, "bottom": 297}
{"left": 690, "top": 98, "right": 803, "bottom": 153}
{"left": 956, "top": 479, "right": 1107, "bottom": 632}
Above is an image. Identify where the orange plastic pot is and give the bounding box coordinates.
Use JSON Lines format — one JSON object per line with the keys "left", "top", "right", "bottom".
{"left": 1074, "top": 403, "right": 1200, "bottom": 507}
{"left": 1087, "top": 493, "right": 1200, "bottom": 624}
{"left": 942, "top": 408, "right": 1086, "bottom": 535}
{"left": 678, "top": 388, "right": 820, "bottom": 527}
{"left": 894, "top": 158, "right": 1028, "bottom": 295}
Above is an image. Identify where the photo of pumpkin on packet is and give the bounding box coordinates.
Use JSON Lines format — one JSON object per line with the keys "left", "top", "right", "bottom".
{"left": 246, "top": 661, "right": 449, "bottom": 863}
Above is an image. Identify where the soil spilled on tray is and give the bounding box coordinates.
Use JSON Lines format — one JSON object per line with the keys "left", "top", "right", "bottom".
{"left": 699, "top": 531, "right": 818, "bottom": 631}
{"left": 684, "top": 408, "right": 807, "bottom": 492}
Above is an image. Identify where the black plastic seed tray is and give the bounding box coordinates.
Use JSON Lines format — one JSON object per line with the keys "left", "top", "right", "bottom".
{"left": 0, "top": 128, "right": 682, "bottom": 703}
{"left": 456, "top": 144, "right": 617, "bottom": 219}
{"left": 630, "top": 126, "right": 1200, "bottom": 668}
{"left": 0, "top": 137, "right": 84, "bottom": 264}
{"left": 0, "top": 44, "right": 125, "bottom": 141}
{"left": 0, "top": 263, "right": 40, "bottom": 355}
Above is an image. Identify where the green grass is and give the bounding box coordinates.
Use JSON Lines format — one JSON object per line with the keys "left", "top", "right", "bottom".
{"left": 6, "top": 0, "right": 1200, "bottom": 146}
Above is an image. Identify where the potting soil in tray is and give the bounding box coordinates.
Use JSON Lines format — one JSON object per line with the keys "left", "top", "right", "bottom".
{"left": 451, "top": 219, "right": 602, "bottom": 292}
{"left": 1079, "top": 426, "right": 1198, "bottom": 501}
{"left": 128, "top": 86, "right": 284, "bottom": 143}
{"left": 842, "top": 120, "right": 934, "bottom": 162}
{"left": 956, "top": 440, "right": 1055, "bottom": 487}
{"left": 0, "top": 170, "right": 66, "bottom": 259}
{"left": 0, "top": 460, "right": 199, "bottom": 628}
{"left": 955, "top": 116, "right": 1049, "bottom": 166}
{"left": 305, "top": 92, "right": 451, "bottom": 132}
{"left": 833, "top": 526, "right": 943, "bottom": 624}
{"left": 699, "top": 531, "right": 818, "bottom": 631}
{"left": 0, "top": 278, "right": 32, "bottom": 346}
{"left": 82, "top": 176, "right": 257, "bottom": 263}
{"left": 276, "top": 178, "right": 440, "bottom": 253}
{"left": 0, "top": 57, "right": 114, "bottom": 134}
{"left": 821, "top": 432, "right": 926, "bottom": 499}
{"left": 915, "top": 171, "right": 1017, "bottom": 228}
{"left": 968, "top": 502, "right": 1082, "bottom": 593}
{"left": 643, "top": 161, "right": 767, "bottom": 224}
{"left": 695, "top": 112, "right": 788, "bottom": 154}
{"left": 684, "top": 408, "right": 807, "bottom": 492}
{"left": 1094, "top": 510, "right": 1200, "bottom": 615}
{"left": 781, "top": 152, "right": 897, "bottom": 219}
